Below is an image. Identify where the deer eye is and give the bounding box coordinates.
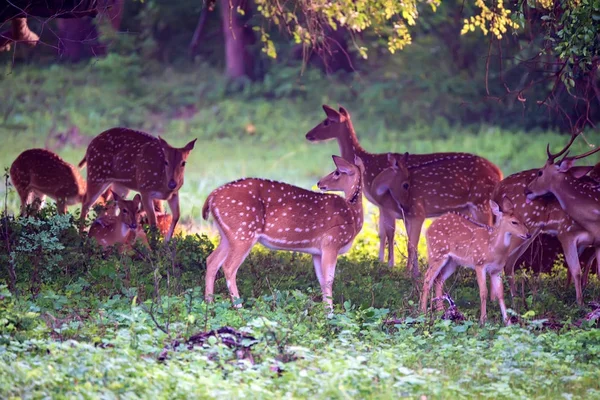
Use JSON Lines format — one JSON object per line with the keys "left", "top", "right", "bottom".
{"left": 511, "top": 221, "right": 518, "bottom": 225}
{"left": 403, "top": 183, "right": 409, "bottom": 190}
{"left": 537, "top": 170, "right": 543, "bottom": 176}
{"left": 122, "top": 209, "right": 128, "bottom": 214}
{"left": 334, "top": 171, "right": 340, "bottom": 177}
{"left": 181, "top": 161, "right": 186, "bottom": 167}
{"left": 323, "top": 119, "right": 330, "bottom": 126}
{"left": 165, "top": 161, "right": 169, "bottom": 166}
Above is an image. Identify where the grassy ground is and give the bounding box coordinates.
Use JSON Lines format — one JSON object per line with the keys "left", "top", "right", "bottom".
{"left": 2, "top": 60, "right": 600, "bottom": 399}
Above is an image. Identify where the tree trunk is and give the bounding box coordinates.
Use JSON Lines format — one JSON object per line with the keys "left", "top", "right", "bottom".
{"left": 56, "top": 17, "right": 104, "bottom": 62}
{"left": 219, "top": 0, "right": 255, "bottom": 80}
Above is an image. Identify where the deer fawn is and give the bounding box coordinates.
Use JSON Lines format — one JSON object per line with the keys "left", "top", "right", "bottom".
{"left": 306, "top": 105, "right": 502, "bottom": 278}
{"left": 202, "top": 155, "right": 364, "bottom": 310}
{"left": 78, "top": 128, "right": 196, "bottom": 241}
{"left": 525, "top": 134, "right": 600, "bottom": 283}
{"left": 492, "top": 169, "right": 599, "bottom": 305}
{"left": 10, "top": 148, "right": 89, "bottom": 216}
{"left": 88, "top": 192, "right": 149, "bottom": 250}
{"left": 421, "top": 198, "right": 530, "bottom": 325}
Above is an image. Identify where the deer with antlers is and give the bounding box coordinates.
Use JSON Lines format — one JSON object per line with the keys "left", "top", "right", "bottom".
{"left": 78, "top": 128, "right": 196, "bottom": 241}
{"left": 10, "top": 148, "right": 91, "bottom": 216}
{"left": 421, "top": 199, "right": 531, "bottom": 325}
{"left": 88, "top": 192, "right": 149, "bottom": 251}
{"left": 491, "top": 169, "right": 598, "bottom": 305}
{"left": 202, "top": 155, "right": 364, "bottom": 310}
{"left": 305, "top": 107, "right": 503, "bottom": 278}
{"left": 525, "top": 134, "right": 600, "bottom": 281}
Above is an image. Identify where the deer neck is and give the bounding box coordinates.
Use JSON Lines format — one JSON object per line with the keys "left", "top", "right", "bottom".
{"left": 345, "top": 177, "right": 364, "bottom": 231}
{"left": 489, "top": 225, "right": 512, "bottom": 257}
{"left": 337, "top": 120, "right": 367, "bottom": 162}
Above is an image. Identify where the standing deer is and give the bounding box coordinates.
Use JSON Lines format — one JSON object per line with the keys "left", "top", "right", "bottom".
{"left": 420, "top": 199, "right": 531, "bottom": 325}
{"left": 78, "top": 128, "right": 196, "bottom": 241}
{"left": 525, "top": 135, "right": 600, "bottom": 281}
{"left": 10, "top": 148, "right": 88, "bottom": 215}
{"left": 202, "top": 155, "right": 364, "bottom": 310}
{"left": 492, "top": 169, "right": 598, "bottom": 305}
{"left": 306, "top": 108, "right": 502, "bottom": 278}
{"left": 88, "top": 192, "right": 149, "bottom": 251}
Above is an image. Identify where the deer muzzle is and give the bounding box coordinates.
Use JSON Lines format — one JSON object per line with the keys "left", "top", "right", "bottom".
{"left": 168, "top": 180, "right": 177, "bottom": 190}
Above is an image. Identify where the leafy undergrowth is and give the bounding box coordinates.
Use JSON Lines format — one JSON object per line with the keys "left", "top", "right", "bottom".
{"left": 1, "top": 212, "right": 600, "bottom": 398}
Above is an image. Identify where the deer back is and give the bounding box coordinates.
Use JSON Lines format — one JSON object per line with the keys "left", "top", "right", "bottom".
{"left": 204, "top": 178, "right": 361, "bottom": 250}
{"left": 10, "top": 148, "right": 86, "bottom": 202}
{"left": 368, "top": 152, "right": 501, "bottom": 217}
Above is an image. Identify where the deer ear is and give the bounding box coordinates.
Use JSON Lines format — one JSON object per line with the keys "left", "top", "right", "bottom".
{"left": 353, "top": 154, "right": 364, "bottom": 169}
{"left": 183, "top": 138, "right": 197, "bottom": 152}
{"left": 133, "top": 194, "right": 142, "bottom": 208}
{"left": 569, "top": 166, "right": 594, "bottom": 179}
{"left": 112, "top": 192, "right": 122, "bottom": 202}
{"left": 322, "top": 105, "right": 340, "bottom": 120}
{"left": 338, "top": 106, "right": 350, "bottom": 119}
{"left": 387, "top": 153, "right": 396, "bottom": 167}
{"left": 557, "top": 158, "right": 575, "bottom": 172}
{"left": 332, "top": 155, "right": 354, "bottom": 174}
{"left": 490, "top": 200, "right": 502, "bottom": 217}
{"left": 501, "top": 196, "right": 514, "bottom": 213}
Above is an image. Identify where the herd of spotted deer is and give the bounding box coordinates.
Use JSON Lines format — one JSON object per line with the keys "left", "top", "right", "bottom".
{"left": 8, "top": 104, "right": 600, "bottom": 325}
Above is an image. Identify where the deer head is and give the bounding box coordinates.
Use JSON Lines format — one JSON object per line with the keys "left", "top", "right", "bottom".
{"left": 525, "top": 135, "right": 597, "bottom": 201}
{"left": 491, "top": 198, "right": 530, "bottom": 240}
{"left": 305, "top": 105, "right": 352, "bottom": 142}
{"left": 112, "top": 192, "right": 143, "bottom": 230}
{"left": 371, "top": 152, "right": 411, "bottom": 209}
{"left": 159, "top": 136, "right": 197, "bottom": 191}
{"left": 317, "top": 155, "right": 361, "bottom": 199}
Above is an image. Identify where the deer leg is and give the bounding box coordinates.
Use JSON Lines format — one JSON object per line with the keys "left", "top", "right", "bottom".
{"left": 320, "top": 249, "right": 339, "bottom": 312}
{"left": 405, "top": 216, "right": 425, "bottom": 279}
{"left": 80, "top": 182, "right": 111, "bottom": 231}
{"left": 504, "top": 232, "right": 538, "bottom": 300}
{"left": 165, "top": 193, "right": 180, "bottom": 242}
{"left": 221, "top": 240, "right": 255, "bottom": 308}
{"left": 56, "top": 198, "right": 67, "bottom": 215}
{"left": 434, "top": 260, "right": 458, "bottom": 311}
{"left": 377, "top": 208, "right": 388, "bottom": 263}
{"left": 490, "top": 272, "right": 508, "bottom": 325}
{"left": 312, "top": 255, "right": 324, "bottom": 288}
{"left": 560, "top": 236, "right": 583, "bottom": 306}
{"left": 420, "top": 256, "right": 449, "bottom": 314}
{"left": 16, "top": 187, "right": 31, "bottom": 217}
{"left": 475, "top": 267, "right": 488, "bottom": 326}
{"left": 204, "top": 237, "right": 229, "bottom": 303}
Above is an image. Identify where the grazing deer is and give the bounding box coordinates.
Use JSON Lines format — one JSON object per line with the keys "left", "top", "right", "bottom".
{"left": 202, "top": 155, "right": 364, "bottom": 310}
{"left": 88, "top": 192, "right": 149, "bottom": 250}
{"left": 10, "top": 148, "right": 87, "bottom": 216}
{"left": 78, "top": 127, "right": 196, "bottom": 241}
{"left": 492, "top": 169, "right": 597, "bottom": 306}
{"left": 306, "top": 105, "right": 502, "bottom": 278}
{"left": 525, "top": 134, "right": 600, "bottom": 283}
{"left": 421, "top": 199, "right": 531, "bottom": 325}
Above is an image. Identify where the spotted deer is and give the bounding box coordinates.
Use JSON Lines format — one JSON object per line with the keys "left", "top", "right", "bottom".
{"left": 88, "top": 192, "right": 149, "bottom": 250}
{"left": 420, "top": 199, "right": 531, "bottom": 325}
{"left": 202, "top": 155, "right": 364, "bottom": 310}
{"left": 78, "top": 128, "right": 196, "bottom": 241}
{"left": 10, "top": 148, "right": 89, "bottom": 215}
{"left": 306, "top": 106, "right": 502, "bottom": 278}
{"left": 525, "top": 135, "right": 600, "bottom": 282}
{"left": 492, "top": 169, "right": 599, "bottom": 305}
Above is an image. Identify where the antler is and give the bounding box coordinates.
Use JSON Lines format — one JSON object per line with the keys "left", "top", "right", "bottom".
{"left": 546, "top": 132, "right": 579, "bottom": 164}
{"left": 564, "top": 144, "right": 600, "bottom": 161}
